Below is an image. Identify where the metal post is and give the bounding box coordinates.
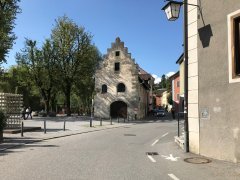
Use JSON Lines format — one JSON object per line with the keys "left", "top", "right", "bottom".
{"left": 117, "top": 116, "right": 119, "bottom": 123}
{"left": 21, "top": 121, "right": 24, "bottom": 137}
{"left": 110, "top": 117, "right": 112, "bottom": 125}
{"left": 100, "top": 118, "right": 102, "bottom": 126}
{"left": 44, "top": 119, "right": 46, "bottom": 134}
{"left": 124, "top": 117, "right": 125, "bottom": 123}
{"left": 90, "top": 98, "right": 93, "bottom": 127}
{"left": 184, "top": 0, "right": 189, "bottom": 152}
{"left": 177, "top": 113, "right": 180, "bottom": 137}
{"left": 63, "top": 120, "right": 66, "bottom": 131}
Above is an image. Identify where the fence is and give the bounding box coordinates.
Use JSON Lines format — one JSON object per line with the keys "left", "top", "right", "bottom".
{"left": 0, "top": 93, "right": 23, "bottom": 128}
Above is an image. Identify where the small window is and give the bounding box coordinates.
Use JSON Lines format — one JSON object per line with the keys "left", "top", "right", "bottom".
{"left": 115, "top": 51, "right": 120, "bottom": 56}
{"left": 234, "top": 17, "right": 240, "bottom": 76}
{"left": 228, "top": 10, "right": 240, "bottom": 83}
{"left": 117, "top": 83, "right": 125, "bottom": 92}
{"left": 115, "top": 62, "right": 120, "bottom": 71}
{"left": 102, "top": 84, "right": 107, "bottom": 93}
{"left": 177, "top": 81, "right": 180, "bottom": 87}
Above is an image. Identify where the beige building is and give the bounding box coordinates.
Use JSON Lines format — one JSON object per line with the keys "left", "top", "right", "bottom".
{"left": 94, "top": 37, "right": 154, "bottom": 120}
{"left": 179, "top": 0, "right": 240, "bottom": 163}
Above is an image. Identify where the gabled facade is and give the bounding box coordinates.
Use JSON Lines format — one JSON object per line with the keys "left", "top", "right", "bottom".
{"left": 94, "top": 37, "right": 154, "bottom": 120}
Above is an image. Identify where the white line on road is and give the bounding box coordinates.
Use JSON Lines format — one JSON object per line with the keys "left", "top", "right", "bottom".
{"left": 147, "top": 155, "right": 156, "bottom": 163}
{"left": 161, "top": 132, "right": 169, "bottom": 138}
{"left": 168, "top": 173, "right": 180, "bottom": 180}
{"left": 151, "top": 139, "right": 159, "bottom": 146}
{"left": 151, "top": 132, "right": 169, "bottom": 146}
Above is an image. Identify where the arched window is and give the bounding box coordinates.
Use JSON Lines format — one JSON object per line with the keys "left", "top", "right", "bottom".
{"left": 102, "top": 84, "right": 107, "bottom": 93}
{"left": 117, "top": 83, "right": 125, "bottom": 92}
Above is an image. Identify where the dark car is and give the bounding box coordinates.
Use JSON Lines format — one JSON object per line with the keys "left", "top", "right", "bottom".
{"left": 155, "top": 109, "right": 166, "bottom": 117}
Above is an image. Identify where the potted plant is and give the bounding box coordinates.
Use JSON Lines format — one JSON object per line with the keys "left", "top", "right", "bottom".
{"left": 0, "top": 110, "right": 7, "bottom": 143}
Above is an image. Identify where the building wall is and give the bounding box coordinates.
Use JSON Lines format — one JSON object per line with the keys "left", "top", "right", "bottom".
{"left": 187, "top": 0, "right": 200, "bottom": 154}
{"left": 197, "top": 0, "right": 240, "bottom": 162}
{"left": 173, "top": 76, "right": 180, "bottom": 112}
{"left": 94, "top": 38, "right": 149, "bottom": 120}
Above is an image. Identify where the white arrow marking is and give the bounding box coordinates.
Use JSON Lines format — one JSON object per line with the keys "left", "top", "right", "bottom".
{"left": 147, "top": 155, "right": 156, "bottom": 163}
{"left": 161, "top": 154, "right": 180, "bottom": 162}
{"left": 168, "top": 174, "right": 180, "bottom": 180}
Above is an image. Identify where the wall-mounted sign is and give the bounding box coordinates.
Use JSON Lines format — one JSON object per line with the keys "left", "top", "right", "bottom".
{"left": 200, "top": 108, "right": 210, "bottom": 119}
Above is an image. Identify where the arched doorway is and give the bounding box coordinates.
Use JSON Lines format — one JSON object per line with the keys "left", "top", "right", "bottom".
{"left": 110, "top": 101, "right": 127, "bottom": 118}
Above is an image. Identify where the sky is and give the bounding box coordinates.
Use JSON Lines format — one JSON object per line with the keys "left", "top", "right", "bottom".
{"left": 4, "top": 0, "right": 184, "bottom": 83}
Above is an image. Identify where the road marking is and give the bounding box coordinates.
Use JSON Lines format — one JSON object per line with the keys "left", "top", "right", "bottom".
{"left": 161, "top": 132, "right": 169, "bottom": 138}
{"left": 147, "top": 155, "right": 156, "bottom": 162}
{"left": 161, "top": 154, "right": 180, "bottom": 162}
{"left": 168, "top": 174, "right": 180, "bottom": 180}
{"left": 151, "top": 139, "right": 159, "bottom": 146}
{"left": 151, "top": 132, "right": 169, "bottom": 146}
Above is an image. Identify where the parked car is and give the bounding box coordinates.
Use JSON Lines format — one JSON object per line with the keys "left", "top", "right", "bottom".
{"left": 154, "top": 109, "right": 166, "bottom": 117}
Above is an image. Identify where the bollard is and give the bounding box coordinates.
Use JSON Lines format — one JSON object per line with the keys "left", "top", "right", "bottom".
{"left": 90, "top": 117, "right": 93, "bottom": 127}
{"left": 100, "top": 118, "right": 102, "bottom": 126}
{"left": 44, "top": 119, "right": 46, "bottom": 134}
{"left": 110, "top": 117, "right": 112, "bottom": 125}
{"left": 117, "top": 116, "right": 119, "bottom": 123}
{"left": 21, "top": 121, "right": 24, "bottom": 137}
{"left": 177, "top": 113, "right": 180, "bottom": 137}
{"left": 124, "top": 117, "right": 125, "bottom": 123}
{"left": 63, "top": 120, "right": 66, "bottom": 131}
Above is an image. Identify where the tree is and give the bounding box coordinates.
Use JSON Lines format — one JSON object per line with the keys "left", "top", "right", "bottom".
{"left": 0, "top": 0, "right": 20, "bottom": 63}
{"left": 159, "top": 74, "right": 166, "bottom": 88}
{"left": 16, "top": 39, "right": 58, "bottom": 114}
{"left": 51, "top": 16, "right": 97, "bottom": 116}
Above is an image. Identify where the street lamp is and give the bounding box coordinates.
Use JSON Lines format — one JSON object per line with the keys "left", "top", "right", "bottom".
{"left": 161, "top": 1, "right": 183, "bottom": 21}
{"left": 162, "top": 0, "right": 189, "bottom": 152}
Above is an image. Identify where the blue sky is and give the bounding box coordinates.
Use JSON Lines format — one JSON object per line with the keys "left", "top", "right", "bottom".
{"left": 4, "top": 0, "right": 183, "bottom": 83}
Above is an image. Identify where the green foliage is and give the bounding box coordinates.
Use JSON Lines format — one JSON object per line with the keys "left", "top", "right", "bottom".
{"left": 51, "top": 16, "right": 101, "bottom": 116}
{"left": 159, "top": 74, "right": 166, "bottom": 88}
{"left": 167, "top": 93, "right": 173, "bottom": 105}
{"left": 0, "top": 110, "right": 7, "bottom": 131}
{"left": 16, "top": 39, "right": 58, "bottom": 113}
{"left": 0, "top": 0, "right": 20, "bottom": 63}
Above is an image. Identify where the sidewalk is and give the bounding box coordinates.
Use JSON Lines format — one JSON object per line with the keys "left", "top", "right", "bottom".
{"left": 1, "top": 115, "right": 134, "bottom": 151}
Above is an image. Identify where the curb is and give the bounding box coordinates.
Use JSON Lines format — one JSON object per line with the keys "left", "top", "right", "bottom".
{"left": 174, "top": 136, "right": 184, "bottom": 149}
{"left": 0, "top": 123, "right": 134, "bottom": 152}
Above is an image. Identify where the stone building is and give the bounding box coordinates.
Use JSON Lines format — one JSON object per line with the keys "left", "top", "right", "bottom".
{"left": 94, "top": 37, "right": 154, "bottom": 120}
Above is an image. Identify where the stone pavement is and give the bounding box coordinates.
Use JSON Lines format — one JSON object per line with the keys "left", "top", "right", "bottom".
{"left": 0, "top": 115, "right": 133, "bottom": 151}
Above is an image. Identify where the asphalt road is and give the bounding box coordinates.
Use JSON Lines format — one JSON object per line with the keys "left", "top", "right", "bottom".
{"left": 0, "top": 117, "right": 239, "bottom": 180}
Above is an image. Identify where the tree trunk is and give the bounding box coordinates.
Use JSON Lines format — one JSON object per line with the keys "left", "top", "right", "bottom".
{"left": 0, "top": 131, "right": 3, "bottom": 143}
{"left": 65, "top": 88, "right": 71, "bottom": 116}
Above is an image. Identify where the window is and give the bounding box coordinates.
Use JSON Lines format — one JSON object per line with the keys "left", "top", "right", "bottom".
{"left": 228, "top": 10, "right": 240, "bottom": 83}
{"left": 177, "top": 94, "right": 180, "bottom": 101}
{"left": 234, "top": 17, "right": 240, "bottom": 75}
{"left": 115, "top": 62, "right": 120, "bottom": 71}
{"left": 102, "top": 84, "right": 107, "bottom": 93}
{"left": 115, "top": 51, "right": 120, "bottom": 56}
{"left": 117, "top": 83, "right": 125, "bottom": 92}
{"left": 177, "top": 81, "right": 180, "bottom": 87}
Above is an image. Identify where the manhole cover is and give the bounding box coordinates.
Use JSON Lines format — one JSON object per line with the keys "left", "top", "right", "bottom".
{"left": 146, "top": 152, "right": 159, "bottom": 156}
{"left": 124, "top": 134, "right": 136, "bottom": 136}
{"left": 184, "top": 157, "right": 211, "bottom": 164}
